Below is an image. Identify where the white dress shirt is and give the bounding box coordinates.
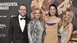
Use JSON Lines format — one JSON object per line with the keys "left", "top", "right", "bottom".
{"left": 18, "top": 15, "right": 26, "bottom": 32}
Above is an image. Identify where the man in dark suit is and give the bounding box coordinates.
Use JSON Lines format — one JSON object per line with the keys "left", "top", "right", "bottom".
{"left": 8, "top": 4, "right": 30, "bottom": 43}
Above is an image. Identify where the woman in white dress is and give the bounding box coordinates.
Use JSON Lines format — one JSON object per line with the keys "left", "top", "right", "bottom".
{"left": 59, "top": 9, "right": 74, "bottom": 43}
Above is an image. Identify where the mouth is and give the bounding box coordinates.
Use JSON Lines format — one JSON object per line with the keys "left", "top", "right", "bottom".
{"left": 64, "top": 17, "right": 69, "bottom": 20}
{"left": 50, "top": 11, "right": 55, "bottom": 13}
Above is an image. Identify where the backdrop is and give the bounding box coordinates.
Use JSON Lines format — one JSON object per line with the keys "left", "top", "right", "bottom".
{"left": 0, "top": 0, "right": 77, "bottom": 43}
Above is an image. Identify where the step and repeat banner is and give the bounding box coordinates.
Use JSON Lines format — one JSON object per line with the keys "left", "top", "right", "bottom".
{"left": 0, "top": 0, "right": 77, "bottom": 43}
{"left": 0, "top": 0, "right": 32, "bottom": 43}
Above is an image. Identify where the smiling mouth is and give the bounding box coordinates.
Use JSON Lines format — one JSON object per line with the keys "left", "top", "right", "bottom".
{"left": 51, "top": 11, "right": 54, "bottom": 13}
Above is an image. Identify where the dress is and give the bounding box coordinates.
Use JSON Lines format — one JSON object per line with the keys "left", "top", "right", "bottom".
{"left": 44, "top": 22, "right": 58, "bottom": 43}
{"left": 60, "top": 31, "right": 67, "bottom": 43}
{"left": 28, "top": 19, "right": 45, "bottom": 43}
{"left": 59, "top": 25, "right": 70, "bottom": 43}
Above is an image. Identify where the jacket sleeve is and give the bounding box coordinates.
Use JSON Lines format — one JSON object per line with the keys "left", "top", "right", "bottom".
{"left": 8, "top": 18, "right": 14, "bottom": 43}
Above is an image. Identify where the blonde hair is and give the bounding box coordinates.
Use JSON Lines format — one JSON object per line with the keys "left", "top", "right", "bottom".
{"left": 32, "top": 8, "right": 44, "bottom": 22}
{"left": 64, "top": 9, "right": 74, "bottom": 22}
{"left": 59, "top": 9, "right": 74, "bottom": 32}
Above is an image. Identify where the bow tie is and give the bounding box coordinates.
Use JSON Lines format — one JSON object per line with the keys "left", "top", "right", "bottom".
{"left": 20, "top": 18, "right": 26, "bottom": 20}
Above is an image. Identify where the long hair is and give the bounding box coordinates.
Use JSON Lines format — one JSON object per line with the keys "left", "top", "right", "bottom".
{"left": 64, "top": 9, "right": 74, "bottom": 22}
{"left": 59, "top": 9, "right": 74, "bottom": 32}
{"left": 32, "top": 8, "right": 44, "bottom": 22}
{"left": 48, "top": 4, "right": 58, "bottom": 17}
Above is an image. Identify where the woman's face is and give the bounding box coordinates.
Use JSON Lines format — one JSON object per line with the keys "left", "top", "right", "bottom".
{"left": 34, "top": 10, "right": 41, "bottom": 19}
{"left": 63, "top": 11, "right": 70, "bottom": 21}
{"left": 49, "top": 6, "right": 56, "bottom": 16}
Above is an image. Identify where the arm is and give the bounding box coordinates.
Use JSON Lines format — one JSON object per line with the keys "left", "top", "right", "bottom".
{"left": 65, "top": 23, "right": 73, "bottom": 43}
{"left": 8, "top": 18, "right": 14, "bottom": 43}
{"left": 58, "top": 18, "right": 62, "bottom": 36}
{"left": 73, "top": 30, "right": 77, "bottom": 34}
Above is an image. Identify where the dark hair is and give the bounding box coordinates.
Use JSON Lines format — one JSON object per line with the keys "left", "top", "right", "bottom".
{"left": 18, "top": 4, "right": 27, "bottom": 9}
{"left": 48, "top": 4, "right": 58, "bottom": 17}
{"left": 18, "top": 4, "right": 27, "bottom": 17}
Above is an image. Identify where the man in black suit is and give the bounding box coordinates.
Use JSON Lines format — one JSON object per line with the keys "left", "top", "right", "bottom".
{"left": 8, "top": 4, "right": 30, "bottom": 43}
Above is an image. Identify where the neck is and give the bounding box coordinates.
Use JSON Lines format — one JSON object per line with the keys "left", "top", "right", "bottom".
{"left": 19, "top": 14, "right": 26, "bottom": 17}
{"left": 50, "top": 15, "right": 56, "bottom": 18}
{"left": 64, "top": 20, "right": 69, "bottom": 25}
{"left": 35, "top": 18, "right": 39, "bottom": 20}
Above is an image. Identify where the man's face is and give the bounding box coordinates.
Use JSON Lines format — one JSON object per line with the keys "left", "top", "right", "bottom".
{"left": 18, "top": 5, "right": 27, "bottom": 17}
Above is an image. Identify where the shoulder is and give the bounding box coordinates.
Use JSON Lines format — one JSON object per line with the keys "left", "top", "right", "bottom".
{"left": 56, "top": 17, "right": 61, "bottom": 23}
{"left": 26, "top": 17, "right": 31, "bottom": 21}
{"left": 69, "top": 23, "right": 73, "bottom": 27}
{"left": 10, "top": 16, "right": 18, "bottom": 21}
{"left": 28, "top": 20, "right": 34, "bottom": 24}
{"left": 68, "top": 23, "right": 73, "bottom": 30}
{"left": 56, "top": 17, "right": 61, "bottom": 20}
{"left": 26, "top": 17, "right": 31, "bottom": 24}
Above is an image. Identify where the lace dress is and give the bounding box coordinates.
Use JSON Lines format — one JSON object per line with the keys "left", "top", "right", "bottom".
{"left": 28, "top": 19, "right": 45, "bottom": 43}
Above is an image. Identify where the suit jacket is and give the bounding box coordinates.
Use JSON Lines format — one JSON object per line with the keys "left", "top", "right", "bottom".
{"left": 8, "top": 15, "right": 31, "bottom": 43}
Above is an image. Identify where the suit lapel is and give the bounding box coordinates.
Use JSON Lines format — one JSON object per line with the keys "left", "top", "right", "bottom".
{"left": 23, "top": 17, "right": 27, "bottom": 32}
{"left": 15, "top": 16, "right": 22, "bottom": 32}
{"left": 23, "top": 16, "right": 30, "bottom": 32}
{"left": 15, "top": 16, "right": 30, "bottom": 33}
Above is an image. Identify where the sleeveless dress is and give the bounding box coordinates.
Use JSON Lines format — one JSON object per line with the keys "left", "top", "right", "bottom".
{"left": 60, "top": 30, "right": 67, "bottom": 43}
{"left": 28, "top": 20, "right": 45, "bottom": 43}
{"left": 59, "top": 25, "right": 70, "bottom": 43}
{"left": 44, "top": 22, "right": 58, "bottom": 43}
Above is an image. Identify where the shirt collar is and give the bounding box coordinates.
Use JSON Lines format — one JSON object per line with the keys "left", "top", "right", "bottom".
{"left": 19, "top": 15, "right": 25, "bottom": 19}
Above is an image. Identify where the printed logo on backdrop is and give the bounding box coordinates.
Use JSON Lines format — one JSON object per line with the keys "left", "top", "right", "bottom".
{"left": 0, "top": 2, "right": 18, "bottom": 38}
{"left": 0, "top": 0, "right": 32, "bottom": 43}
{"left": 0, "top": 2, "right": 17, "bottom": 10}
